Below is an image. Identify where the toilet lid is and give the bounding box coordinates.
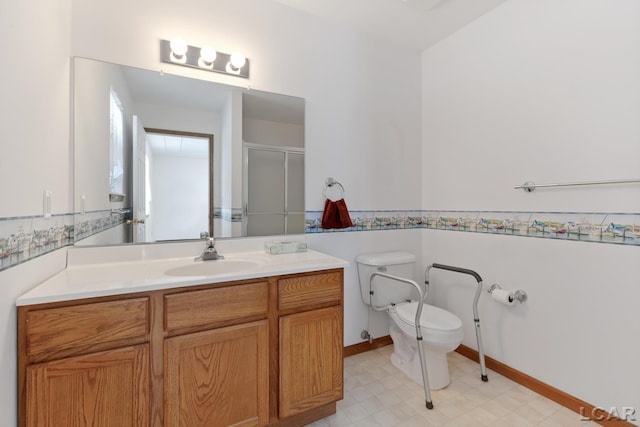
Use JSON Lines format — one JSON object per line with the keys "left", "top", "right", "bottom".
{"left": 395, "top": 302, "right": 462, "bottom": 332}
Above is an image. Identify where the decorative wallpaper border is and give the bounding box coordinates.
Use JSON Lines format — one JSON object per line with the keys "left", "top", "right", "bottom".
{"left": 0, "top": 209, "right": 130, "bottom": 271}
{"left": 305, "top": 210, "right": 640, "bottom": 246}
{"left": 0, "top": 213, "right": 74, "bottom": 271}
{"left": 74, "top": 209, "right": 131, "bottom": 242}
{"left": 1, "top": 208, "right": 637, "bottom": 271}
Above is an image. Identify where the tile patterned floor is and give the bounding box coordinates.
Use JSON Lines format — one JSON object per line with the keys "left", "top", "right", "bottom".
{"left": 310, "top": 345, "right": 599, "bottom": 427}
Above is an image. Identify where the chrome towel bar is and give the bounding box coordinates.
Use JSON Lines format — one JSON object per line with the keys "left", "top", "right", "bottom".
{"left": 514, "top": 178, "right": 640, "bottom": 192}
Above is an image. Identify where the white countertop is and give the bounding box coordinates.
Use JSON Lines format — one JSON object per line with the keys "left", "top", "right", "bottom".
{"left": 16, "top": 245, "right": 348, "bottom": 306}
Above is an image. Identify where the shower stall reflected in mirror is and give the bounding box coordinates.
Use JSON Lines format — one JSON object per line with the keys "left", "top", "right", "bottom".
{"left": 243, "top": 144, "right": 305, "bottom": 236}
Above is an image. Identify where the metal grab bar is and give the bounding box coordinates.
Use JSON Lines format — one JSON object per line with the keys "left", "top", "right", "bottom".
{"left": 514, "top": 178, "right": 640, "bottom": 192}
{"left": 370, "top": 272, "right": 434, "bottom": 409}
{"left": 426, "top": 263, "right": 488, "bottom": 382}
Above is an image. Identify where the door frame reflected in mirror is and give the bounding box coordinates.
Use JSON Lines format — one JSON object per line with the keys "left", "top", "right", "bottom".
{"left": 145, "top": 128, "right": 214, "bottom": 241}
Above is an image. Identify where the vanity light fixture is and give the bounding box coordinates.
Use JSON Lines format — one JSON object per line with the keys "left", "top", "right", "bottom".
{"left": 228, "top": 52, "right": 246, "bottom": 72}
{"left": 169, "top": 38, "right": 188, "bottom": 64}
{"left": 161, "top": 38, "right": 250, "bottom": 78}
{"left": 198, "top": 45, "right": 217, "bottom": 69}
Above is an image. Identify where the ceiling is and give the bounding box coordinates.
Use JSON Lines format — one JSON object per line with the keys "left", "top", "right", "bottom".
{"left": 270, "top": 0, "right": 508, "bottom": 50}
{"left": 146, "top": 133, "right": 209, "bottom": 158}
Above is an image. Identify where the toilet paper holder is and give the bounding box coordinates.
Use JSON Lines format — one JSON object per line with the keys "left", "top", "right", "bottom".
{"left": 488, "top": 284, "right": 528, "bottom": 303}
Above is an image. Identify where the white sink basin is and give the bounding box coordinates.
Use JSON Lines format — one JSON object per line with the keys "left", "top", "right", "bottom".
{"left": 164, "top": 259, "right": 262, "bottom": 277}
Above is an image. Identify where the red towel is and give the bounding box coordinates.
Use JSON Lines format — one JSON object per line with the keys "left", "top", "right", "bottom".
{"left": 321, "top": 198, "right": 354, "bottom": 229}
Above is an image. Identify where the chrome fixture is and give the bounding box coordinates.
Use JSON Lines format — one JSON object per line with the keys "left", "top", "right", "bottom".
{"left": 111, "top": 207, "right": 131, "bottom": 215}
{"left": 160, "top": 38, "right": 249, "bottom": 78}
{"left": 488, "top": 284, "right": 528, "bottom": 303}
{"left": 514, "top": 178, "right": 640, "bottom": 192}
{"left": 322, "top": 177, "right": 345, "bottom": 200}
{"left": 195, "top": 236, "right": 224, "bottom": 261}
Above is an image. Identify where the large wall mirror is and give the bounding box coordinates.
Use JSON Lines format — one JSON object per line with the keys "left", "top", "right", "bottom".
{"left": 73, "top": 57, "right": 305, "bottom": 246}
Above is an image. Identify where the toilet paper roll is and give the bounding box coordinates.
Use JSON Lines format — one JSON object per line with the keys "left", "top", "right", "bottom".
{"left": 491, "top": 288, "right": 515, "bottom": 306}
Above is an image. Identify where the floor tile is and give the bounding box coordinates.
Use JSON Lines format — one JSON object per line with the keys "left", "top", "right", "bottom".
{"left": 313, "top": 346, "right": 595, "bottom": 427}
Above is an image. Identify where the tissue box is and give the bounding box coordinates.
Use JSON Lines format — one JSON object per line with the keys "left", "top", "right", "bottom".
{"left": 264, "top": 241, "right": 307, "bottom": 255}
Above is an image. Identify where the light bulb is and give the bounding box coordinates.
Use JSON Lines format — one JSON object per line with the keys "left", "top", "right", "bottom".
{"left": 200, "top": 46, "right": 217, "bottom": 64}
{"left": 169, "top": 38, "right": 188, "bottom": 57}
{"left": 230, "top": 52, "right": 246, "bottom": 69}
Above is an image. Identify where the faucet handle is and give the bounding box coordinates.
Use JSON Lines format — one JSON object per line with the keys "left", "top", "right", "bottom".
{"left": 200, "top": 231, "right": 210, "bottom": 239}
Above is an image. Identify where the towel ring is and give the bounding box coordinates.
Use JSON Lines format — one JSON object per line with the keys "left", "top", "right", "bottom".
{"left": 323, "top": 177, "right": 345, "bottom": 201}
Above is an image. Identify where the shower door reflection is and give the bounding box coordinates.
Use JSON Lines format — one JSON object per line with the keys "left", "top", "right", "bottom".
{"left": 244, "top": 144, "right": 305, "bottom": 236}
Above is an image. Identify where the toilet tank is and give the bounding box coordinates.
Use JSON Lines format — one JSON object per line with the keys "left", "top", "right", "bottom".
{"left": 356, "top": 251, "right": 416, "bottom": 307}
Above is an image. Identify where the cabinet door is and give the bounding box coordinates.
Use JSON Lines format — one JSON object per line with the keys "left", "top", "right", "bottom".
{"left": 279, "top": 306, "right": 343, "bottom": 418}
{"left": 26, "top": 345, "right": 149, "bottom": 427}
{"left": 165, "top": 320, "right": 269, "bottom": 427}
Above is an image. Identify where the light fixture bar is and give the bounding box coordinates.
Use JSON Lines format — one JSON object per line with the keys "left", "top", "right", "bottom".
{"left": 160, "top": 39, "right": 250, "bottom": 78}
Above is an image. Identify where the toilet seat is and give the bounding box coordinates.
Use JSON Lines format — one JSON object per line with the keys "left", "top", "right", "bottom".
{"left": 389, "top": 301, "right": 463, "bottom": 344}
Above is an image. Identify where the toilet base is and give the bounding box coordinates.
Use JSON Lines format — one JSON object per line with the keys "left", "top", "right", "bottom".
{"left": 389, "top": 323, "right": 452, "bottom": 390}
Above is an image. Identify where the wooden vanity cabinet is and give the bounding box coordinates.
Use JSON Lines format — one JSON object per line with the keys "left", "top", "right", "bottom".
{"left": 18, "top": 268, "right": 344, "bottom": 427}
{"left": 163, "top": 281, "right": 270, "bottom": 427}
{"left": 278, "top": 271, "right": 344, "bottom": 419}
{"left": 18, "top": 297, "right": 151, "bottom": 427}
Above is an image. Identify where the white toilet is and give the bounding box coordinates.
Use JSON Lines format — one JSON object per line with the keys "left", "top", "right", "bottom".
{"left": 356, "top": 251, "right": 463, "bottom": 390}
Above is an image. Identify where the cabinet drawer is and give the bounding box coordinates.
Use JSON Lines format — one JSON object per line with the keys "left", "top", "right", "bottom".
{"left": 26, "top": 298, "right": 149, "bottom": 361}
{"left": 164, "top": 281, "right": 269, "bottom": 331}
{"left": 278, "top": 271, "right": 342, "bottom": 311}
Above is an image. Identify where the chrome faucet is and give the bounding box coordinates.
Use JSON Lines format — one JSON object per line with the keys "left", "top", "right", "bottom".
{"left": 195, "top": 234, "right": 223, "bottom": 261}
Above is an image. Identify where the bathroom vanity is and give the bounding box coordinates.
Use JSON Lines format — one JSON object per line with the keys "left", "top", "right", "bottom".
{"left": 16, "top": 243, "right": 347, "bottom": 427}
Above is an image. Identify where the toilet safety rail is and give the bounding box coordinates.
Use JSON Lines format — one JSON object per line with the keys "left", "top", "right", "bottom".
{"left": 369, "top": 272, "right": 434, "bottom": 410}
{"left": 425, "top": 263, "right": 489, "bottom": 383}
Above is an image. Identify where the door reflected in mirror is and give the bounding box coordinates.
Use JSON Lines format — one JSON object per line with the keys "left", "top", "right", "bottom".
{"left": 143, "top": 129, "right": 213, "bottom": 242}
{"left": 72, "top": 57, "right": 304, "bottom": 246}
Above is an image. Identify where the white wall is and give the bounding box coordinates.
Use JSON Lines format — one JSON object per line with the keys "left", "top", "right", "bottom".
{"left": 151, "top": 154, "right": 209, "bottom": 241}
{"left": 0, "top": 1, "right": 71, "bottom": 218}
{"left": 243, "top": 118, "right": 304, "bottom": 148}
{"left": 0, "top": 0, "right": 72, "bottom": 425}
{"left": 421, "top": 0, "right": 640, "bottom": 419}
{"left": 135, "top": 102, "right": 220, "bottom": 136}
{"left": 422, "top": 0, "right": 640, "bottom": 212}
